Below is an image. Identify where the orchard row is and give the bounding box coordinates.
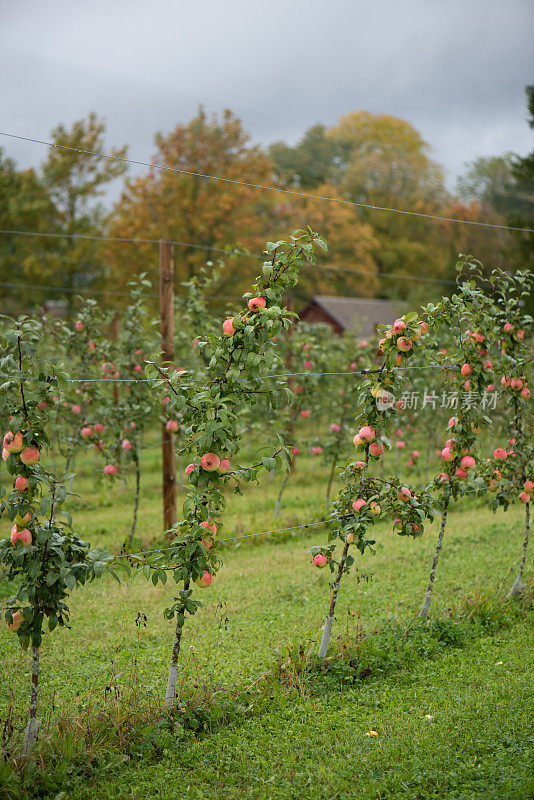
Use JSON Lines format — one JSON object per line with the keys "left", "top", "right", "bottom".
{"left": 0, "top": 234, "right": 532, "bottom": 757}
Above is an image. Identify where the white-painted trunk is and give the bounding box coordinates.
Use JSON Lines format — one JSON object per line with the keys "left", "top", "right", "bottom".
{"left": 274, "top": 470, "right": 290, "bottom": 519}
{"left": 507, "top": 501, "right": 530, "bottom": 600}
{"left": 317, "top": 540, "right": 350, "bottom": 658}
{"left": 164, "top": 619, "right": 184, "bottom": 709}
{"left": 21, "top": 647, "right": 40, "bottom": 758}
{"left": 318, "top": 616, "right": 334, "bottom": 658}
{"left": 318, "top": 452, "right": 369, "bottom": 658}
{"left": 419, "top": 489, "right": 450, "bottom": 619}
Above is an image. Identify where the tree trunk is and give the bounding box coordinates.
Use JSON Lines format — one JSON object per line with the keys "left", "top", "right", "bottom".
{"left": 318, "top": 448, "right": 369, "bottom": 657}
{"left": 274, "top": 469, "right": 291, "bottom": 518}
{"left": 419, "top": 488, "right": 451, "bottom": 619}
{"left": 164, "top": 581, "right": 189, "bottom": 709}
{"left": 21, "top": 647, "right": 40, "bottom": 758}
{"left": 128, "top": 453, "right": 141, "bottom": 547}
{"left": 318, "top": 541, "right": 350, "bottom": 658}
{"left": 325, "top": 455, "right": 337, "bottom": 507}
{"left": 507, "top": 501, "right": 530, "bottom": 599}
{"left": 63, "top": 448, "right": 75, "bottom": 481}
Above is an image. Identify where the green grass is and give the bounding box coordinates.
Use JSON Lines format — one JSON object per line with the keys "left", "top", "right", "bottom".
{"left": 0, "top": 439, "right": 532, "bottom": 799}
{"left": 66, "top": 622, "right": 534, "bottom": 800}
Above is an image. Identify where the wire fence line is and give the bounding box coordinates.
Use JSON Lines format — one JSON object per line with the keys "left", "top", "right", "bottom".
{"left": 0, "top": 363, "right": 461, "bottom": 388}
{"left": 111, "top": 478, "right": 520, "bottom": 559}
{"left": 0, "top": 227, "right": 459, "bottom": 288}
{"left": 1, "top": 130, "right": 532, "bottom": 233}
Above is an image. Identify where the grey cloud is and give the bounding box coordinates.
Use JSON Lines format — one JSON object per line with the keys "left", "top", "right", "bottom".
{"left": 1, "top": 0, "right": 532, "bottom": 193}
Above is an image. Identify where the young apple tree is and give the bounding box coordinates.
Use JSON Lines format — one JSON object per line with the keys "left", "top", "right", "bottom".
{"left": 142, "top": 229, "right": 327, "bottom": 708}
{"left": 312, "top": 313, "right": 434, "bottom": 657}
{"left": 0, "top": 316, "right": 113, "bottom": 758}
{"left": 418, "top": 256, "right": 498, "bottom": 619}
{"left": 478, "top": 268, "right": 532, "bottom": 598}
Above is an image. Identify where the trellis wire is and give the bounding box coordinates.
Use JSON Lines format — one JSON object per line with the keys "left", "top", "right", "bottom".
{"left": 0, "top": 229, "right": 460, "bottom": 287}
{"left": 1, "top": 130, "right": 532, "bottom": 233}
{"left": 112, "top": 479, "right": 521, "bottom": 559}
{"left": 0, "top": 362, "right": 467, "bottom": 386}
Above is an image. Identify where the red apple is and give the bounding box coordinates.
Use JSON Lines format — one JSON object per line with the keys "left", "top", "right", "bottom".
{"left": 222, "top": 318, "right": 235, "bottom": 336}
{"left": 3, "top": 431, "right": 24, "bottom": 453}
{"left": 201, "top": 453, "right": 220, "bottom": 472}
{"left": 358, "top": 425, "right": 375, "bottom": 443}
{"left": 20, "top": 447, "right": 39, "bottom": 465}
{"left": 8, "top": 610, "right": 24, "bottom": 631}
{"left": 396, "top": 337, "right": 413, "bottom": 352}
{"left": 248, "top": 297, "right": 266, "bottom": 312}
{"left": 461, "top": 455, "right": 475, "bottom": 471}
{"left": 11, "top": 526, "right": 32, "bottom": 546}
{"left": 195, "top": 571, "right": 213, "bottom": 588}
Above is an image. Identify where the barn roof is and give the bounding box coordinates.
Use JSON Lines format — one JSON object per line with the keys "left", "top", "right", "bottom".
{"left": 302, "top": 296, "right": 398, "bottom": 337}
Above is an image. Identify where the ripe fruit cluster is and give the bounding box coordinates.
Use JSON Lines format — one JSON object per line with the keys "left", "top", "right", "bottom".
{"left": 3, "top": 429, "right": 43, "bottom": 550}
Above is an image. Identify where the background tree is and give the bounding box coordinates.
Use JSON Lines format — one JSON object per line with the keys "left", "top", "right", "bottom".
{"left": 269, "top": 124, "right": 337, "bottom": 189}
{"left": 0, "top": 151, "right": 56, "bottom": 315}
{"left": 456, "top": 153, "right": 516, "bottom": 211}
{"left": 455, "top": 86, "right": 534, "bottom": 280}
{"left": 272, "top": 182, "right": 380, "bottom": 299}
{"left": 41, "top": 112, "right": 128, "bottom": 311}
{"left": 106, "top": 108, "right": 275, "bottom": 299}
{"left": 271, "top": 112, "right": 452, "bottom": 298}
{"left": 507, "top": 85, "right": 534, "bottom": 274}
{"left": 438, "top": 198, "right": 512, "bottom": 279}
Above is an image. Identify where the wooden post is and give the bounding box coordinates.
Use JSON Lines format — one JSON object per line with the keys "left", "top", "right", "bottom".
{"left": 159, "top": 240, "right": 177, "bottom": 531}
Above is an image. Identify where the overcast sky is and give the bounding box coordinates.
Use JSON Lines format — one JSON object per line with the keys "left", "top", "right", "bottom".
{"left": 1, "top": 0, "right": 533, "bottom": 196}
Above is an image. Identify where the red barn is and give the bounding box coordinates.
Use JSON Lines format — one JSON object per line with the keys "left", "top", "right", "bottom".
{"left": 299, "top": 296, "right": 398, "bottom": 338}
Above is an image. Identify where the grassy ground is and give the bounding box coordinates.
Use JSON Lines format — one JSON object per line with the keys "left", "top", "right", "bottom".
{"left": 0, "top": 440, "right": 532, "bottom": 799}
{"left": 67, "top": 621, "right": 534, "bottom": 800}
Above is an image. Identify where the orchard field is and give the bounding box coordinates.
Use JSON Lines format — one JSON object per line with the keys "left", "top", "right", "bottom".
{"left": 0, "top": 235, "right": 533, "bottom": 799}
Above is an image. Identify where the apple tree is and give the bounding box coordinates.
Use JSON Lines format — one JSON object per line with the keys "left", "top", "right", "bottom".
{"left": 0, "top": 316, "right": 113, "bottom": 758}
{"left": 142, "top": 229, "right": 327, "bottom": 708}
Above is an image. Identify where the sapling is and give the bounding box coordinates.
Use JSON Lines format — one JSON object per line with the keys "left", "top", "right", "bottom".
{"left": 270, "top": 323, "right": 333, "bottom": 516}
{"left": 0, "top": 316, "right": 113, "bottom": 758}
{"left": 143, "top": 229, "right": 327, "bottom": 708}
{"left": 269, "top": 322, "right": 353, "bottom": 516}
{"left": 313, "top": 312, "right": 434, "bottom": 657}
{"left": 322, "top": 338, "right": 376, "bottom": 505}
{"left": 46, "top": 299, "right": 108, "bottom": 478}
{"left": 418, "top": 256, "right": 498, "bottom": 619}
{"left": 106, "top": 275, "right": 158, "bottom": 546}
{"left": 477, "top": 268, "right": 533, "bottom": 599}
